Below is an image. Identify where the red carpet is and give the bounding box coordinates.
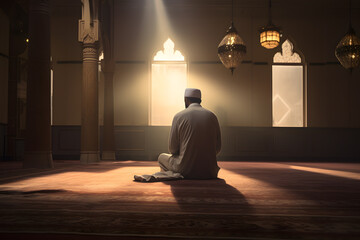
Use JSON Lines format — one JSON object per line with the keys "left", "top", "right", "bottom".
{"left": 0, "top": 160, "right": 359, "bottom": 239}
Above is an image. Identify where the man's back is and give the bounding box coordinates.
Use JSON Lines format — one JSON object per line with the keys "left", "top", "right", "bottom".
{"left": 169, "top": 103, "right": 221, "bottom": 179}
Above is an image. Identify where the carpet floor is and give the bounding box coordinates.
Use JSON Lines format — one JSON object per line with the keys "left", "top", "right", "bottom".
{"left": 0, "top": 160, "right": 359, "bottom": 240}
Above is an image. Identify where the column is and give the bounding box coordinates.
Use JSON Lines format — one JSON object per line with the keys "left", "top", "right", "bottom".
{"left": 100, "top": 0, "right": 115, "bottom": 160}
{"left": 78, "top": 1, "right": 100, "bottom": 163}
{"left": 23, "top": 0, "right": 53, "bottom": 168}
{"left": 7, "top": 29, "right": 19, "bottom": 160}
{"left": 7, "top": 4, "right": 27, "bottom": 160}
{"left": 80, "top": 41, "right": 100, "bottom": 163}
{"left": 101, "top": 60, "right": 115, "bottom": 160}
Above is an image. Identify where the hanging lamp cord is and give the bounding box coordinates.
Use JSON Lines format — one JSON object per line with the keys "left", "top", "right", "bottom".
{"left": 349, "top": 0, "right": 352, "bottom": 29}
{"left": 231, "top": 0, "right": 234, "bottom": 23}
{"left": 348, "top": 0, "right": 354, "bottom": 33}
{"left": 268, "top": 0, "right": 272, "bottom": 24}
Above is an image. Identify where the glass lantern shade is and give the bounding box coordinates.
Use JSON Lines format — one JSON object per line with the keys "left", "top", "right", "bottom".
{"left": 335, "top": 28, "right": 360, "bottom": 70}
{"left": 218, "top": 24, "right": 246, "bottom": 73}
{"left": 260, "top": 26, "right": 280, "bottom": 49}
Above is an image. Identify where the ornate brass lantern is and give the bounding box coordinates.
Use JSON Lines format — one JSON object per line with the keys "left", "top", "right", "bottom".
{"left": 335, "top": 0, "right": 360, "bottom": 71}
{"left": 218, "top": 22, "right": 246, "bottom": 74}
{"left": 335, "top": 27, "right": 360, "bottom": 70}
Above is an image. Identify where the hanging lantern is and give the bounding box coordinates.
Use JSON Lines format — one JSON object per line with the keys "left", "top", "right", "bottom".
{"left": 335, "top": 0, "right": 360, "bottom": 70}
{"left": 335, "top": 27, "right": 360, "bottom": 70}
{"left": 259, "top": 25, "right": 280, "bottom": 49}
{"left": 259, "top": 0, "right": 280, "bottom": 49}
{"left": 218, "top": 22, "right": 246, "bottom": 74}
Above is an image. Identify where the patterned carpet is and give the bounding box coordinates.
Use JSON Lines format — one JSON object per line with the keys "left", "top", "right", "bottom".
{"left": 0, "top": 160, "right": 359, "bottom": 239}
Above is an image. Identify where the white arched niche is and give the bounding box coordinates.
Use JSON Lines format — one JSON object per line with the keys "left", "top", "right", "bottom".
{"left": 150, "top": 38, "right": 187, "bottom": 126}
{"left": 272, "top": 39, "right": 305, "bottom": 127}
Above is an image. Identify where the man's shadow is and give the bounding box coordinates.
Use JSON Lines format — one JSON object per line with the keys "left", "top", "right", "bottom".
{"left": 162, "top": 178, "right": 252, "bottom": 214}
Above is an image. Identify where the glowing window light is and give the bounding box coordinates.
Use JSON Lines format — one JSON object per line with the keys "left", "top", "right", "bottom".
{"left": 272, "top": 65, "right": 303, "bottom": 127}
{"left": 273, "top": 40, "right": 301, "bottom": 63}
{"left": 289, "top": 165, "right": 360, "bottom": 181}
{"left": 272, "top": 94, "right": 291, "bottom": 125}
{"left": 99, "top": 51, "right": 104, "bottom": 61}
{"left": 272, "top": 39, "right": 304, "bottom": 127}
{"left": 154, "top": 38, "right": 184, "bottom": 61}
{"left": 151, "top": 38, "right": 187, "bottom": 126}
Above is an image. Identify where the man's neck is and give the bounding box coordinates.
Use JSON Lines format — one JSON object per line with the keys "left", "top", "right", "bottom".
{"left": 188, "top": 103, "right": 201, "bottom": 107}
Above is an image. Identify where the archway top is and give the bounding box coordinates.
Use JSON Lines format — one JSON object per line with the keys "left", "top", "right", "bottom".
{"left": 273, "top": 39, "right": 301, "bottom": 63}
{"left": 154, "top": 38, "right": 185, "bottom": 61}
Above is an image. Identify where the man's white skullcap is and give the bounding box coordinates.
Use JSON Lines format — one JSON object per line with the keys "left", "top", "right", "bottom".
{"left": 184, "top": 88, "right": 201, "bottom": 99}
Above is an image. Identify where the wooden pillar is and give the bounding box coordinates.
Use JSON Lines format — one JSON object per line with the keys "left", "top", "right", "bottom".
{"left": 6, "top": 3, "right": 27, "bottom": 160}
{"left": 100, "top": 0, "right": 115, "bottom": 160}
{"left": 80, "top": 41, "right": 100, "bottom": 163}
{"left": 23, "top": 0, "right": 53, "bottom": 168}
{"left": 7, "top": 31, "right": 20, "bottom": 160}
{"left": 78, "top": 0, "right": 100, "bottom": 163}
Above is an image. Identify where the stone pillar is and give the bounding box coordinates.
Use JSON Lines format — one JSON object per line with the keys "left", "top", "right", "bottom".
{"left": 23, "top": 0, "right": 53, "bottom": 168}
{"left": 101, "top": 60, "right": 115, "bottom": 160}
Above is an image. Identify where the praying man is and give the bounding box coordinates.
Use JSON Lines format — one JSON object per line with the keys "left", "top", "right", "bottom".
{"left": 134, "top": 88, "right": 221, "bottom": 182}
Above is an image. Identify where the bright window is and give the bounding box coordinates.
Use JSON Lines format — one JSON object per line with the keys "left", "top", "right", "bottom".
{"left": 272, "top": 65, "right": 303, "bottom": 127}
{"left": 272, "top": 40, "right": 305, "bottom": 127}
{"left": 150, "top": 38, "right": 187, "bottom": 126}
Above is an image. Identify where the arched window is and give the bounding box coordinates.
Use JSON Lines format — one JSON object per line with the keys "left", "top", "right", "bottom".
{"left": 272, "top": 39, "right": 306, "bottom": 127}
{"left": 150, "top": 38, "right": 187, "bottom": 126}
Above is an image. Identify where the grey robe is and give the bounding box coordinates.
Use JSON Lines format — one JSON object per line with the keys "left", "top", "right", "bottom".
{"left": 159, "top": 103, "right": 221, "bottom": 179}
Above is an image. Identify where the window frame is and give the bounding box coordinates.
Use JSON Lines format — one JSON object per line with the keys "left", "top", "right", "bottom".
{"left": 149, "top": 39, "right": 188, "bottom": 126}
{"left": 272, "top": 40, "right": 307, "bottom": 127}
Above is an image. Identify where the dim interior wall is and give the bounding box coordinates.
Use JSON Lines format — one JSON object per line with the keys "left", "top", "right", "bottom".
{"left": 98, "top": 69, "right": 104, "bottom": 126}
{"left": 114, "top": 0, "right": 238, "bottom": 62}
{"left": 112, "top": 62, "right": 272, "bottom": 127}
{"left": 189, "top": 63, "right": 252, "bottom": 126}
{"left": 349, "top": 72, "right": 360, "bottom": 127}
{"left": 111, "top": 0, "right": 360, "bottom": 128}
{"left": 308, "top": 66, "right": 360, "bottom": 127}
{"left": 0, "top": 57, "right": 8, "bottom": 125}
{"left": 112, "top": 0, "right": 272, "bottom": 127}
{"left": 189, "top": 63, "right": 272, "bottom": 127}
{"left": 114, "top": 63, "right": 148, "bottom": 126}
{"left": 50, "top": 1, "right": 360, "bottom": 128}
{"left": 52, "top": 125, "right": 360, "bottom": 161}
{"left": 51, "top": 14, "right": 82, "bottom": 62}
{"left": 272, "top": 5, "right": 360, "bottom": 128}
{"left": 0, "top": 9, "right": 9, "bottom": 124}
{"left": 51, "top": 9, "right": 83, "bottom": 126}
{"left": 0, "top": 123, "right": 5, "bottom": 160}
{"left": 50, "top": 0, "right": 360, "bottom": 160}
{"left": 52, "top": 63, "right": 82, "bottom": 125}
